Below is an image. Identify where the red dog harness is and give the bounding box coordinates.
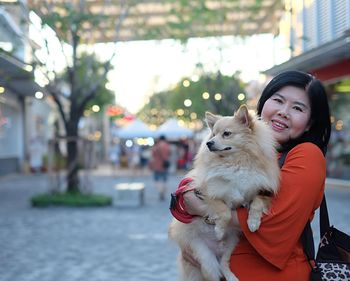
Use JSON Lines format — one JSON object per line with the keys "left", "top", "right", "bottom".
{"left": 169, "top": 177, "right": 196, "bottom": 223}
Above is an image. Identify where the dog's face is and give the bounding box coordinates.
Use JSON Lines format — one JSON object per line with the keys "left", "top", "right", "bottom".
{"left": 205, "top": 105, "right": 254, "bottom": 156}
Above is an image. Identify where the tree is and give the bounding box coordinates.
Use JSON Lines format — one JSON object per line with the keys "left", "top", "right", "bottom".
{"left": 138, "top": 71, "right": 246, "bottom": 127}
{"left": 25, "top": 0, "right": 281, "bottom": 192}
{"left": 26, "top": 4, "right": 120, "bottom": 192}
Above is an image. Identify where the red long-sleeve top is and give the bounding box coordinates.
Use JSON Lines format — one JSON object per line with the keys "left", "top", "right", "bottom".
{"left": 231, "top": 142, "right": 326, "bottom": 280}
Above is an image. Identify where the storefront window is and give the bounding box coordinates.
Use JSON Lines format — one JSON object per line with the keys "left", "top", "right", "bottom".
{"left": 327, "top": 79, "right": 350, "bottom": 180}
{"left": 0, "top": 101, "right": 21, "bottom": 157}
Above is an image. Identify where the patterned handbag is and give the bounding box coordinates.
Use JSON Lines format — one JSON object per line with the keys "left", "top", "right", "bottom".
{"left": 301, "top": 197, "right": 350, "bottom": 281}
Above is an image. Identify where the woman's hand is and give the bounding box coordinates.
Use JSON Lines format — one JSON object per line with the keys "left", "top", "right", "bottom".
{"left": 183, "top": 190, "right": 208, "bottom": 217}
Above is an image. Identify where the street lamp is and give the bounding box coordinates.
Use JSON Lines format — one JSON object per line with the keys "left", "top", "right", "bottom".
{"left": 92, "top": 105, "right": 100, "bottom": 113}
{"left": 183, "top": 80, "right": 190, "bottom": 87}
{"left": 214, "top": 93, "right": 222, "bottom": 101}
{"left": 176, "top": 109, "right": 184, "bottom": 116}
{"left": 238, "top": 93, "right": 246, "bottom": 101}
{"left": 184, "top": 99, "right": 192, "bottom": 107}
{"left": 35, "top": 91, "right": 44, "bottom": 99}
{"left": 202, "top": 92, "right": 210, "bottom": 99}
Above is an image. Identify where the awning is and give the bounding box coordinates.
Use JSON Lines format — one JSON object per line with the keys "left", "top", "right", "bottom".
{"left": 28, "top": 0, "right": 284, "bottom": 42}
{"left": 264, "top": 32, "right": 350, "bottom": 79}
{"left": 117, "top": 119, "right": 155, "bottom": 139}
{"left": 0, "top": 53, "right": 42, "bottom": 97}
{"left": 155, "top": 118, "right": 193, "bottom": 140}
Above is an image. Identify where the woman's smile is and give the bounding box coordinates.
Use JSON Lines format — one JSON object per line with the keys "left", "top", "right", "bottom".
{"left": 271, "top": 119, "right": 289, "bottom": 131}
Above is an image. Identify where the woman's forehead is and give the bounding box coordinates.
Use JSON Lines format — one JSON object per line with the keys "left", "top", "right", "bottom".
{"left": 273, "top": 86, "right": 310, "bottom": 103}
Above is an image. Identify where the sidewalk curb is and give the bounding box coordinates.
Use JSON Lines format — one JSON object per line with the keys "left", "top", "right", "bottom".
{"left": 326, "top": 178, "right": 350, "bottom": 189}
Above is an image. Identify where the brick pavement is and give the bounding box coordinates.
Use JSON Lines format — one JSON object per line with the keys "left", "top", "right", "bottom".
{"left": 0, "top": 168, "right": 350, "bottom": 281}
{"left": 0, "top": 169, "right": 184, "bottom": 281}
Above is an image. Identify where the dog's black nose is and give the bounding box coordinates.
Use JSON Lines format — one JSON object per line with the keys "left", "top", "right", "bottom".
{"left": 206, "top": 141, "right": 214, "bottom": 148}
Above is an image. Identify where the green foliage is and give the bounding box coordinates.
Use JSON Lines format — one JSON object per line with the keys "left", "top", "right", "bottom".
{"left": 68, "top": 52, "right": 115, "bottom": 110}
{"left": 138, "top": 72, "right": 246, "bottom": 126}
{"left": 31, "top": 192, "right": 113, "bottom": 207}
{"left": 40, "top": 3, "right": 109, "bottom": 42}
{"left": 35, "top": 4, "right": 115, "bottom": 112}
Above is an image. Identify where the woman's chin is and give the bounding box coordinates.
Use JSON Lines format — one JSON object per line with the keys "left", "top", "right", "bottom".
{"left": 272, "top": 132, "right": 289, "bottom": 145}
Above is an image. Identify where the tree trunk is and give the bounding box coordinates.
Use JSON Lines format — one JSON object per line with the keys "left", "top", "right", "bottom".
{"left": 66, "top": 122, "right": 80, "bottom": 193}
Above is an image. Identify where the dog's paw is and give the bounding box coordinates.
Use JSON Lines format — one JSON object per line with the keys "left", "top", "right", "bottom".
{"left": 222, "top": 269, "right": 239, "bottom": 281}
{"left": 247, "top": 217, "right": 261, "bottom": 232}
{"left": 226, "top": 275, "right": 239, "bottom": 281}
{"left": 202, "top": 263, "right": 222, "bottom": 281}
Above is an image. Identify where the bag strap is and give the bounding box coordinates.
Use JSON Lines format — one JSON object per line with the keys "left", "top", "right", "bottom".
{"left": 300, "top": 192, "right": 330, "bottom": 261}
{"left": 278, "top": 150, "right": 288, "bottom": 168}
{"left": 319, "top": 196, "right": 330, "bottom": 238}
{"left": 301, "top": 221, "right": 316, "bottom": 261}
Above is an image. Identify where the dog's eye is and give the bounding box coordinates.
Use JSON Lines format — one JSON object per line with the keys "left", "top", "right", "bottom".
{"left": 223, "top": 131, "right": 232, "bottom": 137}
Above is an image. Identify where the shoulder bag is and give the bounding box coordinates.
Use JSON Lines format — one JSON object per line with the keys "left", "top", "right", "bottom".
{"left": 301, "top": 197, "right": 350, "bottom": 281}
{"left": 278, "top": 150, "right": 350, "bottom": 281}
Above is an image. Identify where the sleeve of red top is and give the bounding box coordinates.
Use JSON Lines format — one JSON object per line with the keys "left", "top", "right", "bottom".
{"left": 237, "top": 142, "right": 326, "bottom": 270}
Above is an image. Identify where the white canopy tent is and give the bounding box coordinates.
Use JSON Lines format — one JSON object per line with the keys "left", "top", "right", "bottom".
{"left": 155, "top": 118, "right": 194, "bottom": 140}
{"left": 117, "top": 119, "right": 155, "bottom": 139}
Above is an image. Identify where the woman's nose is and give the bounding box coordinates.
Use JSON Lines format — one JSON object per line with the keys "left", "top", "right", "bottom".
{"left": 277, "top": 107, "right": 290, "bottom": 119}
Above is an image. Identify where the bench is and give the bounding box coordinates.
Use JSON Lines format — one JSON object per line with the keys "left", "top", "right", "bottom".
{"left": 114, "top": 182, "right": 145, "bottom": 207}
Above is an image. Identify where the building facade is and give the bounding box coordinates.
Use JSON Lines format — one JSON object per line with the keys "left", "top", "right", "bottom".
{"left": 266, "top": 0, "right": 350, "bottom": 180}
{"left": 0, "top": 3, "right": 52, "bottom": 176}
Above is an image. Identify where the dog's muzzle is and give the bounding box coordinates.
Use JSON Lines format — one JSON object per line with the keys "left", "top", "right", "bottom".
{"left": 206, "top": 141, "right": 232, "bottom": 152}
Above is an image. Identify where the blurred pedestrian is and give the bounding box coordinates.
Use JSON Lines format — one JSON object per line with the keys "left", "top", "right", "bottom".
{"left": 149, "top": 135, "right": 170, "bottom": 201}
{"left": 140, "top": 146, "right": 151, "bottom": 175}
{"left": 109, "top": 142, "right": 121, "bottom": 172}
{"left": 29, "top": 135, "right": 45, "bottom": 173}
{"left": 129, "top": 143, "right": 141, "bottom": 175}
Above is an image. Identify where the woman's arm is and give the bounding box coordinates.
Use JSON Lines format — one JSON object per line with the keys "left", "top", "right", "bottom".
{"left": 236, "top": 142, "right": 326, "bottom": 269}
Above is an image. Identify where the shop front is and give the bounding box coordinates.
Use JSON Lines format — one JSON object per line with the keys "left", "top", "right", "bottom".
{"left": 0, "top": 54, "right": 42, "bottom": 176}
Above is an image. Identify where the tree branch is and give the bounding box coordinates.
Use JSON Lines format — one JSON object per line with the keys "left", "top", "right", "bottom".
{"left": 47, "top": 84, "right": 68, "bottom": 127}
{"left": 76, "top": 60, "right": 113, "bottom": 116}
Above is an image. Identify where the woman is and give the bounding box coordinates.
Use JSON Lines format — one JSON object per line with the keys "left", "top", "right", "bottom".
{"left": 171, "top": 70, "right": 331, "bottom": 281}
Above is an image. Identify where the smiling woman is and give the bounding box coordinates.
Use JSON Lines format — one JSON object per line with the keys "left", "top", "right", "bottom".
{"left": 257, "top": 71, "right": 331, "bottom": 153}
{"left": 261, "top": 86, "right": 312, "bottom": 144}
{"left": 172, "top": 70, "right": 332, "bottom": 281}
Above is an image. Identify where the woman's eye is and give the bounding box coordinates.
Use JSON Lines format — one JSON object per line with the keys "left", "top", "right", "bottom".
{"left": 293, "top": 106, "right": 303, "bottom": 112}
{"left": 273, "top": 98, "right": 283, "bottom": 104}
{"left": 223, "top": 131, "right": 232, "bottom": 137}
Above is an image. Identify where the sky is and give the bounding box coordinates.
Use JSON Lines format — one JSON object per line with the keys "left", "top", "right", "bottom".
{"left": 100, "top": 34, "right": 289, "bottom": 114}
{"left": 29, "top": 11, "right": 289, "bottom": 115}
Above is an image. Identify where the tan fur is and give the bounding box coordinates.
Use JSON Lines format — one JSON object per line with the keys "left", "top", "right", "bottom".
{"left": 168, "top": 105, "right": 280, "bottom": 281}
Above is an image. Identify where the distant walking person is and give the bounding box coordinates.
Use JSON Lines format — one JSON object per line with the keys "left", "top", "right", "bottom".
{"left": 150, "top": 135, "right": 170, "bottom": 201}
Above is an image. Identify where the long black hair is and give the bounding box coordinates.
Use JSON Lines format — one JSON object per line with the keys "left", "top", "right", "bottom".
{"left": 257, "top": 70, "right": 331, "bottom": 155}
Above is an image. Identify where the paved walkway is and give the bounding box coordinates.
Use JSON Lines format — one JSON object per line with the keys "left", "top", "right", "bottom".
{"left": 0, "top": 167, "right": 350, "bottom": 281}
{"left": 0, "top": 167, "right": 183, "bottom": 281}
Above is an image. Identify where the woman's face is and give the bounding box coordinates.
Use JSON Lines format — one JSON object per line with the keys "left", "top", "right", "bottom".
{"left": 261, "top": 85, "right": 312, "bottom": 144}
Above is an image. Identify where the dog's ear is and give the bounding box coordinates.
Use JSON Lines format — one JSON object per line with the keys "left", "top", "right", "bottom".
{"left": 236, "top": 105, "right": 253, "bottom": 128}
{"left": 205, "top": 112, "right": 219, "bottom": 130}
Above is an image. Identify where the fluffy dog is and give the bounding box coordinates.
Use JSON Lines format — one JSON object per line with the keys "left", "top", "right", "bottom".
{"left": 168, "top": 105, "right": 280, "bottom": 281}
